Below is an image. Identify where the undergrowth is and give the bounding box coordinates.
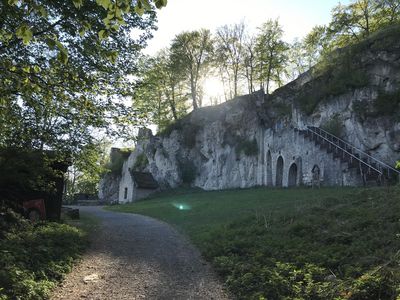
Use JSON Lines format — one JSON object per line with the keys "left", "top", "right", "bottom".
{"left": 200, "top": 187, "right": 400, "bottom": 299}
{"left": 133, "top": 153, "right": 148, "bottom": 171}
{"left": 0, "top": 210, "right": 92, "bottom": 300}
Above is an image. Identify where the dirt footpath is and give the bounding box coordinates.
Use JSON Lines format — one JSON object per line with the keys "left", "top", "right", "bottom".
{"left": 51, "top": 206, "right": 230, "bottom": 300}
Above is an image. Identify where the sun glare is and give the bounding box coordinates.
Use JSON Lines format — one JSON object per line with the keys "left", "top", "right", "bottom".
{"left": 203, "top": 77, "right": 225, "bottom": 106}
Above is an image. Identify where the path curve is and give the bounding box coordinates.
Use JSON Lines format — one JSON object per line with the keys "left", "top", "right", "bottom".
{"left": 52, "top": 206, "right": 230, "bottom": 300}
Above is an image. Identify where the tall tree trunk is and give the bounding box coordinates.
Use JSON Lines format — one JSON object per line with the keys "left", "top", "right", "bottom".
{"left": 190, "top": 77, "right": 198, "bottom": 110}
{"left": 266, "top": 64, "right": 272, "bottom": 95}
{"left": 233, "top": 65, "right": 238, "bottom": 98}
{"left": 169, "top": 86, "right": 178, "bottom": 120}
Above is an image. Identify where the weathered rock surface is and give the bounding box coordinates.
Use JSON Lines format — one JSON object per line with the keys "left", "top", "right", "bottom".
{"left": 99, "top": 27, "right": 400, "bottom": 203}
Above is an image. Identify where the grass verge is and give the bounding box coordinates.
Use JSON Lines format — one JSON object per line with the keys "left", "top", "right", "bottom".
{"left": 107, "top": 186, "right": 400, "bottom": 299}
{"left": 0, "top": 210, "right": 99, "bottom": 300}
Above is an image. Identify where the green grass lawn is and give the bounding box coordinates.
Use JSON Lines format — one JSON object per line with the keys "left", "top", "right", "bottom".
{"left": 107, "top": 186, "right": 400, "bottom": 300}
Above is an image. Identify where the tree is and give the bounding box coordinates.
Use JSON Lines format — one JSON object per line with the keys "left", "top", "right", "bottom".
{"left": 65, "top": 139, "right": 111, "bottom": 200}
{"left": 285, "top": 38, "right": 308, "bottom": 81}
{"left": 327, "top": 0, "right": 400, "bottom": 48}
{"left": 0, "top": 0, "right": 166, "bottom": 158}
{"left": 243, "top": 34, "right": 257, "bottom": 94}
{"left": 215, "top": 22, "right": 247, "bottom": 98}
{"left": 133, "top": 52, "right": 188, "bottom": 130}
{"left": 375, "top": 0, "right": 400, "bottom": 25}
{"left": 255, "top": 19, "right": 288, "bottom": 94}
{"left": 303, "top": 25, "right": 330, "bottom": 67}
{"left": 170, "top": 29, "right": 214, "bottom": 110}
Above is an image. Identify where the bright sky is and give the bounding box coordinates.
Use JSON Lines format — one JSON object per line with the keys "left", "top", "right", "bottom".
{"left": 144, "top": 0, "right": 351, "bottom": 55}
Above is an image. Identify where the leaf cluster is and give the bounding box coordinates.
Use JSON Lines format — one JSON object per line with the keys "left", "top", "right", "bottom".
{"left": 0, "top": 210, "right": 86, "bottom": 300}
{"left": 0, "top": 0, "right": 158, "bottom": 158}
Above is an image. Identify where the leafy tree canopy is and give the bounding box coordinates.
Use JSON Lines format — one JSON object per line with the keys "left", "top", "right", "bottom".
{"left": 0, "top": 0, "right": 166, "bottom": 158}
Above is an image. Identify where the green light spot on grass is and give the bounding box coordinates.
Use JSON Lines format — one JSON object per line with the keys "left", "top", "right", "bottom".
{"left": 172, "top": 202, "right": 191, "bottom": 210}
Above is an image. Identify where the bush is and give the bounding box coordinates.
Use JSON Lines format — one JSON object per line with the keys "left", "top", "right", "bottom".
{"left": 158, "top": 120, "right": 201, "bottom": 150}
{"left": 158, "top": 120, "right": 183, "bottom": 137}
{"left": 0, "top": 210, "right": 86, "bottom": 300}
{"left": 105, "top": 148, "right": 131, "bottom": 175}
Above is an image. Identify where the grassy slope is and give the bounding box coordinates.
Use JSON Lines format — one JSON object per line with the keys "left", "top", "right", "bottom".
{"left": 107, "top": 187, "right": 400, "bottom": 300}
{"left": 107, "top": 187, "right": 359, "bottom": 234}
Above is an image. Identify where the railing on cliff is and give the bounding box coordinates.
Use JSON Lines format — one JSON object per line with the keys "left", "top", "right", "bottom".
{"left": 296, "top": 126, "right": 400, "bottom": 184}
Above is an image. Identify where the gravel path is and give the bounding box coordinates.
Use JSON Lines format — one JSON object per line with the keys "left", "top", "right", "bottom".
{"left": 51, "top": 206, "right": 230, "bottom": 300}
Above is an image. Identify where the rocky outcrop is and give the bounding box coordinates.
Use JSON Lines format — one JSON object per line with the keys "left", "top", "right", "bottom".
{"left": 98, "top": 172, "right": 120, "bottom": 204}
{"left": 99, "top": 26, "right": 400, "bottom": 203}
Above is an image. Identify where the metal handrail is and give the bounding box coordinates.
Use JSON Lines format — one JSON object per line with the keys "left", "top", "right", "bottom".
{"left": 303, "top": 128, "right": 383, "bottom": 175}
{"left": 307, "top": 126, "right": 400, "bottom": 175}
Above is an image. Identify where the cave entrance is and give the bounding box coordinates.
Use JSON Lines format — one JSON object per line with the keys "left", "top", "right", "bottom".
{"left": 312, "top": 165, "right": 321, "bottom": 188}
{"left": 276, "top": 156, "right": 284, "bottom": 187}
{"left": 288, "top": 163, "right": 298, "bottom": 187}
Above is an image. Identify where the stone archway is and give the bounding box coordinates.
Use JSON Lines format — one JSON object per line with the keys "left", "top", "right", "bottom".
{"left": 288, "top": 163, "right": 298, "bottom": 187}
{"left": 276, "top": 156, "right": 284, "bottom": 187}
{"left": 312, "top": 165, "right": 321, "bottom": 188}
{"left": 266, "top": 150, "right": 273, "bottom": 186}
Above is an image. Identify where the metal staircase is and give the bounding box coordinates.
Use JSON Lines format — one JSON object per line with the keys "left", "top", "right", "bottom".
{"left": 296, "top": 126, "right": 400, "bottom": 185}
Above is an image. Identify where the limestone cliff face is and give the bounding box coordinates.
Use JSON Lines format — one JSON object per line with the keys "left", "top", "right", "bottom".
{"left": 99, "top": 27, "right": 400, "bottom": 203}
{"left": 98, "top": 172, "right": 120, "bottom": 203}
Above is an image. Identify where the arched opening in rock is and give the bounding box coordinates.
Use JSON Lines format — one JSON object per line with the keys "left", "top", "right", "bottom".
{"left": 288, "top": 163, "right": 298, "bottom": 187}
{"left": 312, "top": 164, "right": 321, "bottom": 188}
{"left": 276, "top": 156, "right": 284, "bottom": 187}
{"left": 266, "top": 150, "right": 273, "bottom": 186}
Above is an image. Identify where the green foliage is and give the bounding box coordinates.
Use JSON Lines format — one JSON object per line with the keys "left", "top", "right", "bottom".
{"left": 255, "top": 19, "right": 289, "bottom": 94}
{"left": 321, "top": 113, "right": 343, "bottom": 138}
{"left": 236, "top": 138, "right": 259, "bottom": 156}
{"left": 0, "top": 148, "right": 67, "bottom": 209}
{"left": 65, "top": 140, "right": 111, "bottom": 201}
{"left": 157, "top": 120, "right": 201, "bottom": 150}
{"left": 133, "top": 54, "right": 189, "bottom": 130}
{"left": 105, "top": 148, "right": 131, "bottom": 175}
{"left": 0, "top": 210, "right": 88, "bottom": 300}
{"left": 297, "top": 62, "right": 369, "bottom": 115}
{"left": 290, "top": 7, "right": 400, "bottom": 114}
{"left": 107, "top": 186, "right": 400, "bottom": 299}
{"left": 215, "top": 22, "right": 247, "bottom": 98}
{"left": 373, "top": 89, "right": 400, "bottom": 116}
{"left": 170, "top": 29, "right": 214, "bottom": 109}
{"left": 1, "top": 0, "right": 158, "bottom": 158}
{"left": 133, "top": 153, "right": 149, "bottom": 171}
{"left": 158, "top": 120, "right": 184, "bottom": 137}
